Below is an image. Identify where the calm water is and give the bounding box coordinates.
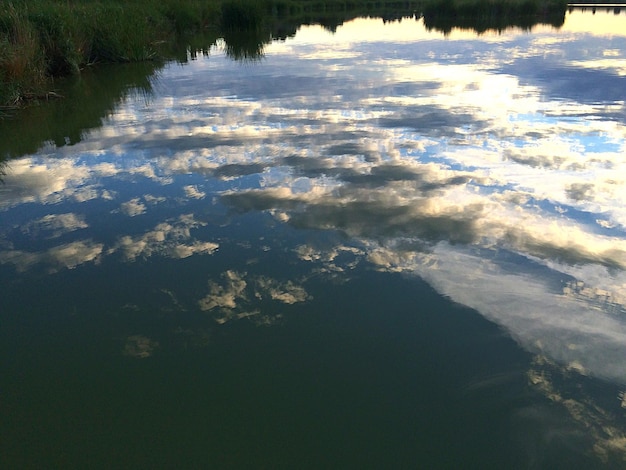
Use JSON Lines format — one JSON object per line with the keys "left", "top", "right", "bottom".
{"left": 2, "top": 9, "right": 626, "bottom": 468}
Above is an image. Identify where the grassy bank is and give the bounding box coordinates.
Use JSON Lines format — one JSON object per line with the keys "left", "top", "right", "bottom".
{"left": 1, "top": 0, "right": 567, "bottom": 107}
{"left": 0, "top": 0, "right": 220, "bottom": 106}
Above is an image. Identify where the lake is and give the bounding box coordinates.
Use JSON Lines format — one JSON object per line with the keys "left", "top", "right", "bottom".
{"left": 2, "top": 7, "right": 626, "bottom": 468}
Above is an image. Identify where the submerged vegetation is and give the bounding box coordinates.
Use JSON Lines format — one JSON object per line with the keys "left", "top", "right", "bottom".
{"left": 0, "top": 0, "right": 567, "bottom": 107}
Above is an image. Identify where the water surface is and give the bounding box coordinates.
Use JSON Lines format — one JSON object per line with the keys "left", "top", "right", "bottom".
{"left": 2, "top": 9, "right": 626, "bottom": 468}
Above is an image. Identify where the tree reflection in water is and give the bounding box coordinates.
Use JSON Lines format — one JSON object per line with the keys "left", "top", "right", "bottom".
{"left": 0, "top": 1, "right": 567, "bottom": 161}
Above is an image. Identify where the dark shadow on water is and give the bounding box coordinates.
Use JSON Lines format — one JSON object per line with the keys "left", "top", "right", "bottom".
{"left": 0, "top": 62, "right": 158, "bottom": 160}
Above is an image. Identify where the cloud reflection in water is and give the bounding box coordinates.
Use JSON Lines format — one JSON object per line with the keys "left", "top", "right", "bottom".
{"left": 2, "top": 15, "right": 626, "bottom": 391}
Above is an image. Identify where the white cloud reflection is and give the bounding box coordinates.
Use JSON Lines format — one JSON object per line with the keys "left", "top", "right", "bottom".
{"left": 183, "top": 185, "right": 206, "bottom": 199}
{"left": 113, "top": 214, "right": 218, "bottom": 261}
{"left": 119, "top": 198, "right": 147, "bottom": 217}
{"left": 2, "top": 12, "right": 626, "bottom": 452}
{"left": 3, "top": 14, "right": 625, "bottom": 359}
{"left": 0, "top": 213, "right": 218, "bottom": 271}
{"left": 123, "top": 335, "right": 159, "bottom": 359}
{"left": 0, "top": 240, "right": 104, "bottom": 273}
{"left": 411, "top": 245, "right": 626, "bottom": 383}
{"left": 0, "top": 158, "right": 91, "bottom": 208}
{"left": 21, "top": 213, "right": 88, "bottom": 239}
{"left": 198, "top": 270, "right": 310, "bottom": 324}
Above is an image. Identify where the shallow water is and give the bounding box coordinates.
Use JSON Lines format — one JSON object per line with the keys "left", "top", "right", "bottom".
{"left": 2, "top": 9, "right": 626, "bottom": 468}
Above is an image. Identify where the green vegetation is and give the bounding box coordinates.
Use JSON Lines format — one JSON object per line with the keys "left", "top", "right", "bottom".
{"left": 0, "top": 0, "right": 218, "bottom": 106}
{"left": 221, "top": 0, "right": 266, "bottom": 31}
{"left": 1, "top": 0, "right": 567, "bottom": 107}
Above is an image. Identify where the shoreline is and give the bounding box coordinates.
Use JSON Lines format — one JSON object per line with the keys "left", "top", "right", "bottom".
{"left": 2, "top": 0, "right": 572, "bottom": 108}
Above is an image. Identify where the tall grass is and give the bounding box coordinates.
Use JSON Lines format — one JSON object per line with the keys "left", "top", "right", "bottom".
{"left": 0, "top": 0, "right": 220, "bottom": 106}
{"left": 0, "top": 4, "right": 46, "bottom": 104}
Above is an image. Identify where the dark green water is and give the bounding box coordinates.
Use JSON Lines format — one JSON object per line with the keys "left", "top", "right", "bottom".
{"left": 2, "top": 10, "right": 626, "bottom": 468}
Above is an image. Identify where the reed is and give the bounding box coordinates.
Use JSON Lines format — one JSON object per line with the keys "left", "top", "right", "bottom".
{"left": 0, "top": 0, "right": 220, "bottom": 106}
{"left": 0, "top": 3, "right": 45, "bottom": 105}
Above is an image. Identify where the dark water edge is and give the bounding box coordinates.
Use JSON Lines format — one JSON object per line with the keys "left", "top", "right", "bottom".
{"left": 0, "top": 62, "right": 159, "bottom": 159}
